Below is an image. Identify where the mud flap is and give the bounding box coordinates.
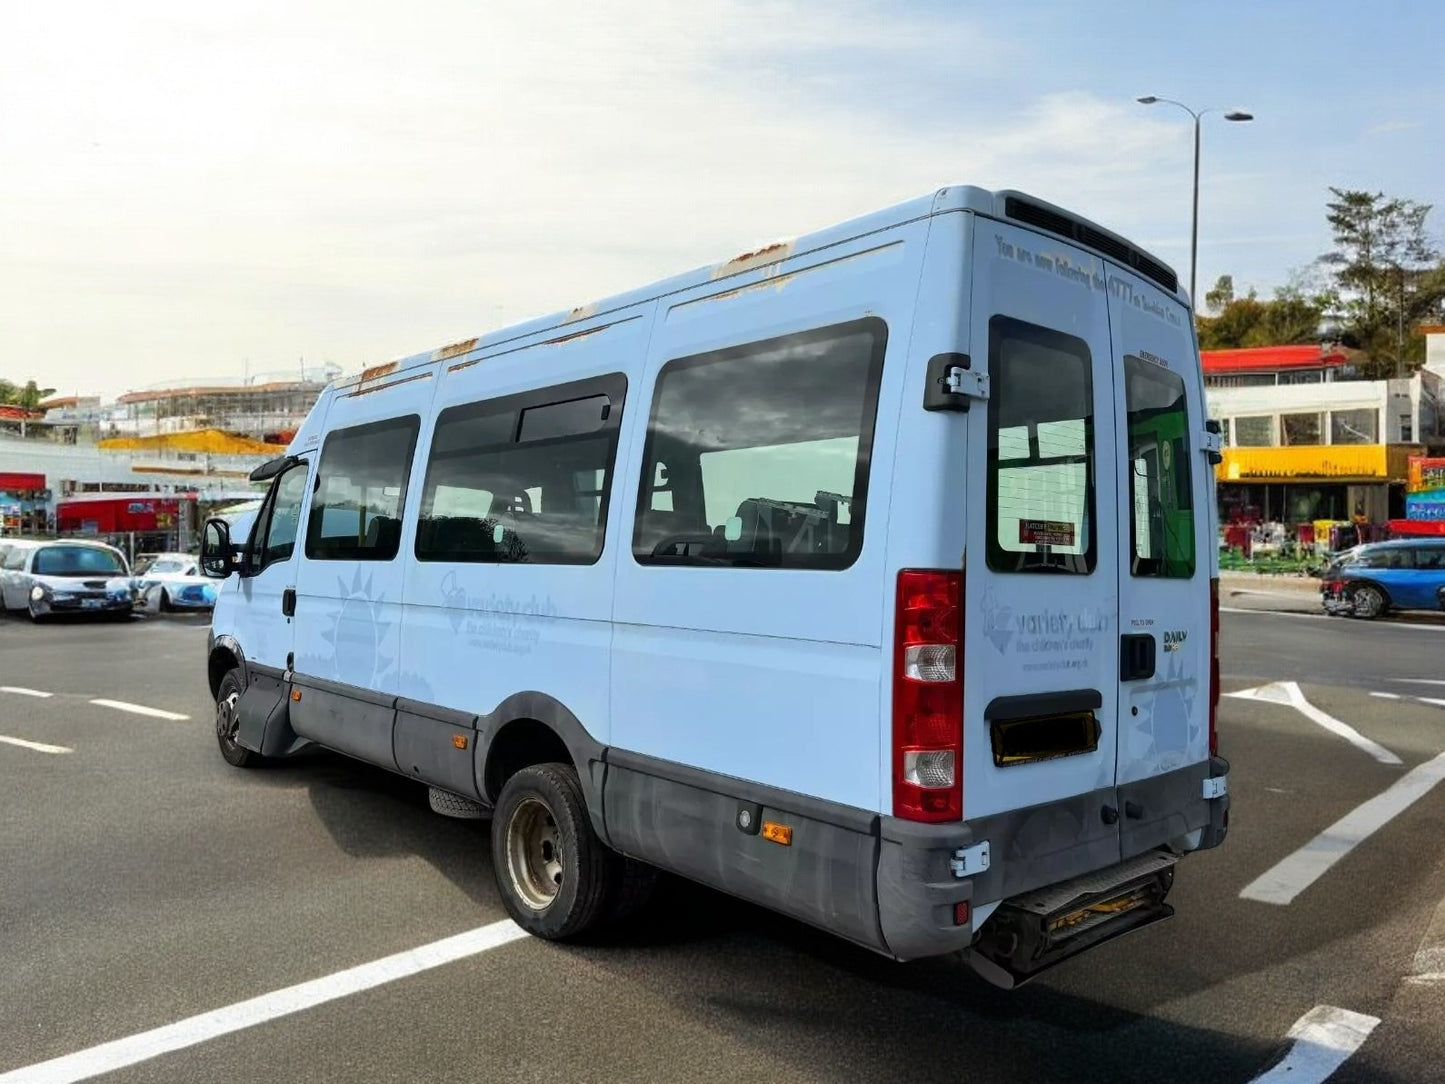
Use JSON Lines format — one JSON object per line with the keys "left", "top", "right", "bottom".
{"left": 235, "top": 671, "right": 304, "bottom": 757}
{"left": 964, "top": 851, "right": 1178, "bottom": 989}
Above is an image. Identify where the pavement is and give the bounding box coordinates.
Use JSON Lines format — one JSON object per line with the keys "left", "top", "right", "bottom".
{"left": 2, "top": 607, "right": 1444, "bottom": 1083}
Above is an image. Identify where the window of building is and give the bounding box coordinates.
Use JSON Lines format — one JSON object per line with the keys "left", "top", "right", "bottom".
{"left": 1233, "top": 416, "right": 1275, "bottom": 447}
{"left": 415, "top": 376, "right": 625, "bottom": 564}
{"left": 1278, "top": 369, "right": 1325, "bottom": 385}
{"left": 305, "top": 415, "right": 419, "bottom": 561}
{"left": 1401, "top": 414, "right": 1413, "bottom": 442}
{"left": 1281, "top": 413, "right": 1323, "bottom": 446}
{"left": 987, "top": 317, "right": 1095, "bottom": 575}
{"left": 1329, "top": 408, "right": 1378, "bottom": 445}
{"left": 1126, "top": 357, "right": 1194, "bottom": 578}
{"left": 633, "top": 318, "right": 886, "bottom": 570}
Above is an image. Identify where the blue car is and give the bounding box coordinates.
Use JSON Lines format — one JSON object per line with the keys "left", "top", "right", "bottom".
{"left": 1321, "top": 538, "right": 1445, "bottom": 619}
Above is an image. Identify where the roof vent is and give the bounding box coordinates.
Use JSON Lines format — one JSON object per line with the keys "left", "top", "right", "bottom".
{"left": 1003, "top": 197, "right": 1179, "bottom": 295}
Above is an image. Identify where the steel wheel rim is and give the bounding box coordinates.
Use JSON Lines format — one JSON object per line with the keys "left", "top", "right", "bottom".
{"left": 216, "top": 690, "right": 240, "bottom": 745}
{"left": 505, "top": 796, "right": 563, "bottom": 911}
{"left": 1353, "top": 587, "right": 1382, "bottom": 618}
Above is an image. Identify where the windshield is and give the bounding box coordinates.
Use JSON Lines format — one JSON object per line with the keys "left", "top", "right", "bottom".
{"left": 148, "top": 559, "right": 188, "bottom": 574}
{"left": 32, "top": 545, "right": 127, "bottom": 577}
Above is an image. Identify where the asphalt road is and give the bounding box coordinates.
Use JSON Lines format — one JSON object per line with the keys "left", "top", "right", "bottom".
{"left": 2, "top": 606, "right": 1443, "bottom": 1083}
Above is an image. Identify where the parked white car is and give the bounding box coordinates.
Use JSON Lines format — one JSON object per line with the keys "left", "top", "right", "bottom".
{"left": 1, "top": 539, "right": 135, "bottom": 621}
{"left": 132, "top": 552, "right": 218, "bottom": 611}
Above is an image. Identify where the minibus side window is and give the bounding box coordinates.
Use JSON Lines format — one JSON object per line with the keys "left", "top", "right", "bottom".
{"left": 986, "top": 316, "right": 1096, "bottom": 575}
{"left": 1125, "top": 356, "right": 1195, "bottom": 578}
{"left": 415, "top": 376, "right": 626, "bottom": 565}
{"left": 305, "top": 415, "right": 420, "bottom": 562}
{"left": 633, "top": 317, "right": 886, "bottom": 570}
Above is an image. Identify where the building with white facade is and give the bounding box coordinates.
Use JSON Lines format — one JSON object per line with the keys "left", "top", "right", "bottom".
{"left": 1205, "top": 340, "right": 1445, "bottom": 525}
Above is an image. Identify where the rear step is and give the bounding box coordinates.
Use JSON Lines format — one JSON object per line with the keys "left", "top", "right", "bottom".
{"left": 964, "top": 851, "right": 1178, "bottom": 989}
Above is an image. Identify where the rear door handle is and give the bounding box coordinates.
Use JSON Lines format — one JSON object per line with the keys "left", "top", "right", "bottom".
{"left": 282, "top": 588, "right": 296, "bottom": 617}
{"left": 1120, "top": 633, "right": 1155, "bottom": 681}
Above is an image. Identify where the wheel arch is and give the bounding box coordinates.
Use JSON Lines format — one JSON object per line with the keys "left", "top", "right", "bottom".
{"left": 478, "top": 692, "right": 609, "bottom": 844}
{"left": 207, "top": 634, "right": 246, "bottom": 699}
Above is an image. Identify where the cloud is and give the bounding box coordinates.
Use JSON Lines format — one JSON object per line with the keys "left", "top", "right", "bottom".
{"left": 1365, "top": 118, "right": 1424, "bottom": 137}
{"left": 0, "top": 0, "right": 1265, "bottom": 394}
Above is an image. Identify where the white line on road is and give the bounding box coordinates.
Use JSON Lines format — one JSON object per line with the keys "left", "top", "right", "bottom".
{"left": 0, "top": 919, "right": 528, "bottom": 1084}
{"left": 1226, "top": 681, "right": 1403, "bottom": 765}
{"left": 1218, "top": 606, "right": 1445, "bottom": 630}
{"left": 0, "top": 734, "right": 72, "bottom": 755}
{"left": 1247, "top": 1005, "right": 1379, "bottom": 1084}
{"left": 87, "top": 699, "right": 190, "bottom": 721}
{"left": 1407, "top": 893, "right": 1445, "bottom": 986}
{"left": 1389, "top": 678, "right": 1445, "bottom": 686}
{"left": 0, "top": 686, "right": 53, "bottom": 698}
{"left": 1240, "top": 750, "right": 1445, "bottom": 905}
{"left": 1370, "top": 691, "right": 1402, "bottom": 700}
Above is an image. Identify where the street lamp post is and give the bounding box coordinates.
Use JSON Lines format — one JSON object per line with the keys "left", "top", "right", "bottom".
{"left": 1136, "top": 96, "right": 1254, "bottom": 305}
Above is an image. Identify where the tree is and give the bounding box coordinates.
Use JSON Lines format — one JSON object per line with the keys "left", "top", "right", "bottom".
{"left": 1320, "top": 188, "right": 1444, "bottom": 376}
{"left": 0, "top": 379, "right": 56, "bottom": 411}
{"left": 1195, "top": 282, "right": 1327, "bottom": 350}
{"left": 1204, "top": 274, "right": 1235, "bottom": 313}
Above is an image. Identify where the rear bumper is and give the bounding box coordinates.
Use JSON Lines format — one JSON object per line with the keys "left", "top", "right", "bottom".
{"left": 875, "top": 756, "right": 1229, "bottom": 967}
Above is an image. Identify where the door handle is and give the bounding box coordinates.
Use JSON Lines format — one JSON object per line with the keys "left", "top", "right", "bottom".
{"left": 1119, "top": 633, "right": 1155, "bottom": 682}
{"left": 282, "top": 588, "right": 296, "bottom": 617}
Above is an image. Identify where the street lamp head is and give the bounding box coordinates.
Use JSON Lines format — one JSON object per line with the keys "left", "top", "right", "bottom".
{"left": 1136, "top": 96, "right": 1159, "bottom": 104}
{"left": 1224, "top": 110, "right": 1254, "bottom": 122}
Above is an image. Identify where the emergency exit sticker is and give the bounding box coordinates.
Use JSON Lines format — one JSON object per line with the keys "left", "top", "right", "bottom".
{"left": 1019, "top": 519, "right": 1076, "bottom": 547}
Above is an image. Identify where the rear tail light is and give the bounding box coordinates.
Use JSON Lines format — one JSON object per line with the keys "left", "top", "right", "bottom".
{"left": 893, "top": 569, "right": 963, "bottom": 822}
{"left": 1209, "top": 576, "right": 1220, "bottom": 756}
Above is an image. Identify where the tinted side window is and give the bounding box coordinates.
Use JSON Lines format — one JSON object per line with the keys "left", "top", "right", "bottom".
{"left": 1126, "top": 357, "right": 1194, "bottom": 579}
{"left": 633, "top": 317, "right": 887, "bottom": 570}
{"left": 1416, "top": 546, "right": 1445, "bottom": 571}
{"left": 987, "top": 316, "right": 1095, "bottom": 574}
{"left": 416, "top": 375, "right": 626, "bottom": 565}
{"left": 305, "top": 416, "right": 419, "bottom": 561}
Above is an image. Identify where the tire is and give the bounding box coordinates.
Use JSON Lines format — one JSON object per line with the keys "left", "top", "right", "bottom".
{"left": 26, "top": 603, "right": 46, "bottom": 624}
{"left": 215, "top": 668, "right": 264, "bottom": 768}
{"left": 1350, "top": 583, "right": 1387, "bottom": 620}
{"left": 158, "top": 589, "right": 171, "bottom": 613}
{"left": 491, "top": 762, "right": 619, "bottom": 939}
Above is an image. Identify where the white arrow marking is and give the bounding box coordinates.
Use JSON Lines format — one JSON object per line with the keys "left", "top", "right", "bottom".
{"left": 1226, "top": 681, "right": 1402, "bottom": 765}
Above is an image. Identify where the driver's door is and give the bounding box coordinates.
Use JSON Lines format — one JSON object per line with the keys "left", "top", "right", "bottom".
{"left": 237, "top": 458, "right": 314, "bottom": 675}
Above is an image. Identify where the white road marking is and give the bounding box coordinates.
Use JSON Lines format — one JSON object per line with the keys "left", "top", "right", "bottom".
{"left": 1218, "top": 606, "right": 1445, "bottom": 630}
{"left": 1240, "top": 750, "right": 1445, "bottom": 905}
{"left": 1407, "top": 893, "right": 1445, "bottom": 986}
{"left": 1369, "top": 691, "right": 1402, "bottom": 700}
{"left": 1226, "top": 681, "right": 1402, "bottom": 765}
{"left": 0, "top": 686, "right": 53, "bottom": 698}
{"left": 1389, "top": 678, "right": 1445, "bottom": 686}
{"left": 1247, "top": 1005, "right": 1379, "bottom": 1083}
{"left": 0, "top": 918, "right": 528, "bottom": 1084}
{"left": 1418, "top": 697, "right": 1445, "bottom": 708}
{"left": 87, "top": 699, "right": 190, "bottom": 721}
{"left": 0, "top": 734, "right": 72, "bottom": 755}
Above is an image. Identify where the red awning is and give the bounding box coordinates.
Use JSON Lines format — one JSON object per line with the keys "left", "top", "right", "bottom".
{"left": 1201, "top": 346, "right": 1349, "bottom": 374}
{"left": 0, "top": 472, "right": 45, "bottom": 490}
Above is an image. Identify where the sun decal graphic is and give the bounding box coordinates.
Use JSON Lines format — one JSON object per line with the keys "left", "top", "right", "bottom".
{"left": 320, "top": 569, "right": 392, "bottom": 683}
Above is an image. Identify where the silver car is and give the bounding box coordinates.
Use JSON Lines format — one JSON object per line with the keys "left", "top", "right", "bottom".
{"left": 0, "top": 539, "right": 136, "bottom": 622}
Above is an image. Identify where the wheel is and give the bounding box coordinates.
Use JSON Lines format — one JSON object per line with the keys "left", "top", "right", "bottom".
{"left": 26, "top": 602, "right": 46, "bottom": 624}
{"left": 1350, "top": 584, "right": 1386, "bottom": 620}
{"left": 158, "top": 588, "right": 172, "bottom": 613}
{"left": 215, "top": 668, "right": 263, "bottom": 768}
{"left": 491, "top": 763, "right": 619, "bottom": 939}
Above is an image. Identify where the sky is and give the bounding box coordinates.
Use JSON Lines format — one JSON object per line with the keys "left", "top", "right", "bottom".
{"left": 1, "top": 0, "right": 1440, "bottom": 399}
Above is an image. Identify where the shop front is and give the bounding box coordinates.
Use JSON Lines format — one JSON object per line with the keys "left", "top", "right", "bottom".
{"left": 0, "top": 471, "right": 49, "bottom": 534}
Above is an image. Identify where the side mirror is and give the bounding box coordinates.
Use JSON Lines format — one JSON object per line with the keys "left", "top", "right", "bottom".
{"left": 200, "top": 518, "right": 235, "bottom": 578}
